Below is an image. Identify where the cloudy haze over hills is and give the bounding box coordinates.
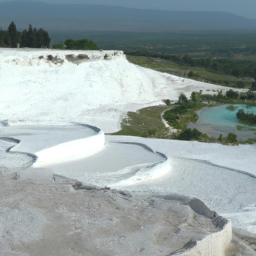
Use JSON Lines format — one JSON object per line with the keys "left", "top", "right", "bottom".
{"left": 0, "top": 0, "right": 255, "bottom": 19}
{"left": 0, "top": 0, "right": 256, "bottom": 32}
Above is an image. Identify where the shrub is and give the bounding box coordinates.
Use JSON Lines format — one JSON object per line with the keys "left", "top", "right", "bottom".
{"left": 226, "top": 105, "right": 237, "bottom": 111}
{"left": 236, "top": 108, "right": 256, "bottom": 125}
{"left": 164, "top": 99, "right": 171, "bottom": 106}
{"left": 226, "top": 89, "right": 239, "bottom": 99}
{"left": 179, "top": 93, "right": 189, "bottom": 104}
{"left": 188, "top": 71, "right": 195, "bottom": 78}
{"left": 225, "top": 133, "right": 237, "bottom": 143}
{"left": 147, "top": 128, "right": 157, "bottom": 137}
{"left": 52, "top": 43, "right": 65, "bottom": 49}
{"left": 237, "top": 81, "right": 246, "bottom": 88}
{"left": 177, "top": 128, "right": 202, "bottom": 141}
{"left": 64, "top": 39, "right": 99, "bottom": 50}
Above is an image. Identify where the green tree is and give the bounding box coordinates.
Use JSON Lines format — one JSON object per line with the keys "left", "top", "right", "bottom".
{"left": 216, "top": 90, "right": 225, "bottom": 100}
{"left": 65, "top": 38, "right": 98, "bottom": 50}
{"left": 182, "top": 55, "right": 195, "bottom": 66}
{"left": 43, "top": 30, "right": 51, "bottom": 47}
{"left": 65, "top": 39, "right": 77, "bottom": 49}
{"left": 0, "top": 29, "right": 10, "bottom": 46}
{"left": 164, "top": 99, "right": 171, "bottom": 106}
{"left": 52, "top": 43, "right": 65, "bottom": 49}
{"left": 237, "top": 81, "right": 245, "bottom": 88}
{"left": 32, "top": 28, "right": 37, "bottom": 48}
{"left": 179, "top": 93, "right": 188, "bottom": 104}
{"left": 218, "top": 133, "right": 223, "bottom": 142}
{"left": 36, "top": 28, "right": 44, "bottom": 48}
{"left": 190, "top": 91, "right": 202, "bottom": 103}
{"left": 177, "top": 128, "right": 202, "bottom": 141}
{"left": 236, "top": 108, "right": 256, "bottom": 125}
{"left": 226, "top": 89, "right": 239, "bottom": 99}
{"left": 232, "top": 68, "right": 242, "bottom": 77}
{"left": 21, "top": 29, "right": 28, "bottom": 47}
{"left": 27, "top": 25, "right": 33, "bottom": 47}
{"left": 188, "top": 71, "right": 195, "bottom": 78}
{"left": 225, "top": 133, "right": 237, "bottom": 143}
{"left": 8, "top": 21, "right": 17, "bottom": 47}
{"left": 247, "top": 92, "right": 255, "bottom": 100}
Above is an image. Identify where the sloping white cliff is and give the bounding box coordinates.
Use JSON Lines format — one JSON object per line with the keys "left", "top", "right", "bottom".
{"left": 0, "top": 48, "right": 236, "bottom": 132}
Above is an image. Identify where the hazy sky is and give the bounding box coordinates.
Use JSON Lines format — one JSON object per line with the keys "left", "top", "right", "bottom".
{"left": 1, "top": 0, "right": 255, "bottom": 19}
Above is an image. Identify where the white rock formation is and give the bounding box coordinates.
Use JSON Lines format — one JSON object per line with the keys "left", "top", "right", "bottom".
{"left": 0, "top": 48, "right": 241, "bottom": 132}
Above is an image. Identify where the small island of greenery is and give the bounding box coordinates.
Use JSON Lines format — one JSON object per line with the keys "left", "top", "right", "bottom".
{"left": 226, "top": 105, "right": 237, "bottom": 111}
{"left": 236, "top": 109, "right": 256, "bottom": 125}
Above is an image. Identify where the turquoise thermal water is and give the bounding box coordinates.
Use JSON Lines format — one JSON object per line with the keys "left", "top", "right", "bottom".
{"left": 197, "top": 104, "right": 256, "bottom": 131}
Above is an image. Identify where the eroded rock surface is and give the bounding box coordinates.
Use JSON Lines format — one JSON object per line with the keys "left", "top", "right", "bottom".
{"left": 0, "top": 172, "right": 229, "bottom": 256}
{"left": 65, "top": 54, "right": 89, "bottom": 64}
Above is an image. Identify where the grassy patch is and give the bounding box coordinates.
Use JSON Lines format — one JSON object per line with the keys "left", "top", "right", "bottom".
{"left": 164, "top": 102, "right": 205, "bottom": 131}
{"left": 110, "top": 101, "right": 256, "bottom": 145}
{"left": 111, "top": 105, "right": 172, "bottom": 138}
{"left": 127, "top": 55, "right": 252, "bottom": 88}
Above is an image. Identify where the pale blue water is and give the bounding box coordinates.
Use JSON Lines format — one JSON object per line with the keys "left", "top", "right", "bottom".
{"left": 197, "top": 104, "right": 256, "bottom": 131}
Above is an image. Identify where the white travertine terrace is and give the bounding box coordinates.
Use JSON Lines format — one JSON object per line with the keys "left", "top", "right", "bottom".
{"left": 33, "top": 129, "right": 105, "bottom": 167}
{"left": 0, "top": 48, "right": 255, "bottom": 255}
{"left": 0, "top": 48, "right": 244, "bottom": 132}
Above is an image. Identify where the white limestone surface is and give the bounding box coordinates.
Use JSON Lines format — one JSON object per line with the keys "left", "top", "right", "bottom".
{"left": 0, "top": 139, "right": 34, "bottom": 170}
{"left": 33, "top": 130, "right": 105, "bottom": 167}
{"left": 2, "top": 126, "right": 253, "bottom": 235}
{"left": 108, "top": 136, "right": 256, "bottom": 176}
{"left": 107, "top": 136, "right": 256, "bottom": 235}
{"left": 0, "top": 134, "right": 235, "bottom": 256}
{"left": 0, "top": 48, "right": 242, "bottom": 133}
{"left": 0, "top": 124, "right": 105, "bottom": 167}
{"left": 1, "top": 48, "right": 253, "bottom": 254}
{"left": 46, "top": 141, "right": 168, "bottom": 187}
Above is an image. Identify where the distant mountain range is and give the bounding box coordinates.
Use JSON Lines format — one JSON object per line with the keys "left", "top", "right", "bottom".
{"left": 1, "top": 1, "right": 256, "bottom": 32}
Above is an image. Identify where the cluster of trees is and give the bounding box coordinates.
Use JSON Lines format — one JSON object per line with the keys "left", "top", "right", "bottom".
{"left": 164, "top": 92, "right": 201, "bottom": 106}
{"left": 127, "top": 50, "right": 256, "bottom": 80}
{"left": 165, "top": 89, "right": 256, "bottom": 108}
{"left": 52, "top": 39, "right": 99, "bottom": 50}
{"left": 226, "top": 105, "right": 237, "bottom": 111}
{"left": 201, "top": 89, "right": 256, "bottom": 101}
{"left": 21, "top": 25, "right": 50, "bottom": 48}
{"left": 0, "top": 22, "right": 21, "bottom": 47}
{"left": 176, "top": 128, "right": 202, "bottom": 141}
{"left": 0, "top": 22, "right": 50, "bottom": 48}
{"left": 164, "top": 89, "right": 256, "bottom": 143}
{"left": 236, "top": 109, "right": 256, "bottom": 125}
{"left": 163, "top": 97, "right": 199, "bottom": 129}
{"left": 163, "top": 98, "right": 208, "bottom": 141}
{"left": 218, "top": 133, "right": 238, "bottom": 144}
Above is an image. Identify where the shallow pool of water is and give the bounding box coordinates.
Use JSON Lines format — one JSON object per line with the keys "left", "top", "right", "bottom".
{"left": 197, "top": 104, "right": 256, "bottom": 132}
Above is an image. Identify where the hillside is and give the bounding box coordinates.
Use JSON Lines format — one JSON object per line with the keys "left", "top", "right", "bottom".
{"left": 1, "top": 48, "right": 256, "bottom": 254}
{"left": 1, "top": 1, "right": 256, "bottom": 31}
{"left": 0, "top": 48, "right": 236, "bottom": 132}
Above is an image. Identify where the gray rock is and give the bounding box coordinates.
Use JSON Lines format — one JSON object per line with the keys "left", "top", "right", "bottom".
{"left": 104, "top": 53, "right": 111, "bottom": 60}
{"left": 47, "top": 55, "right": 64, "bottom": 65}
{"left": 0, "top": 175, "right": 230, "bottom": 256}
{"left": 65, "top": 54, "right": 90, "bottom": 64}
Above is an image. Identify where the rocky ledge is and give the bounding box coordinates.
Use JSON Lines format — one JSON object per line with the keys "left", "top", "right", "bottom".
{"left": 0, "top": 167, "right": 232, "bottom": 256}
